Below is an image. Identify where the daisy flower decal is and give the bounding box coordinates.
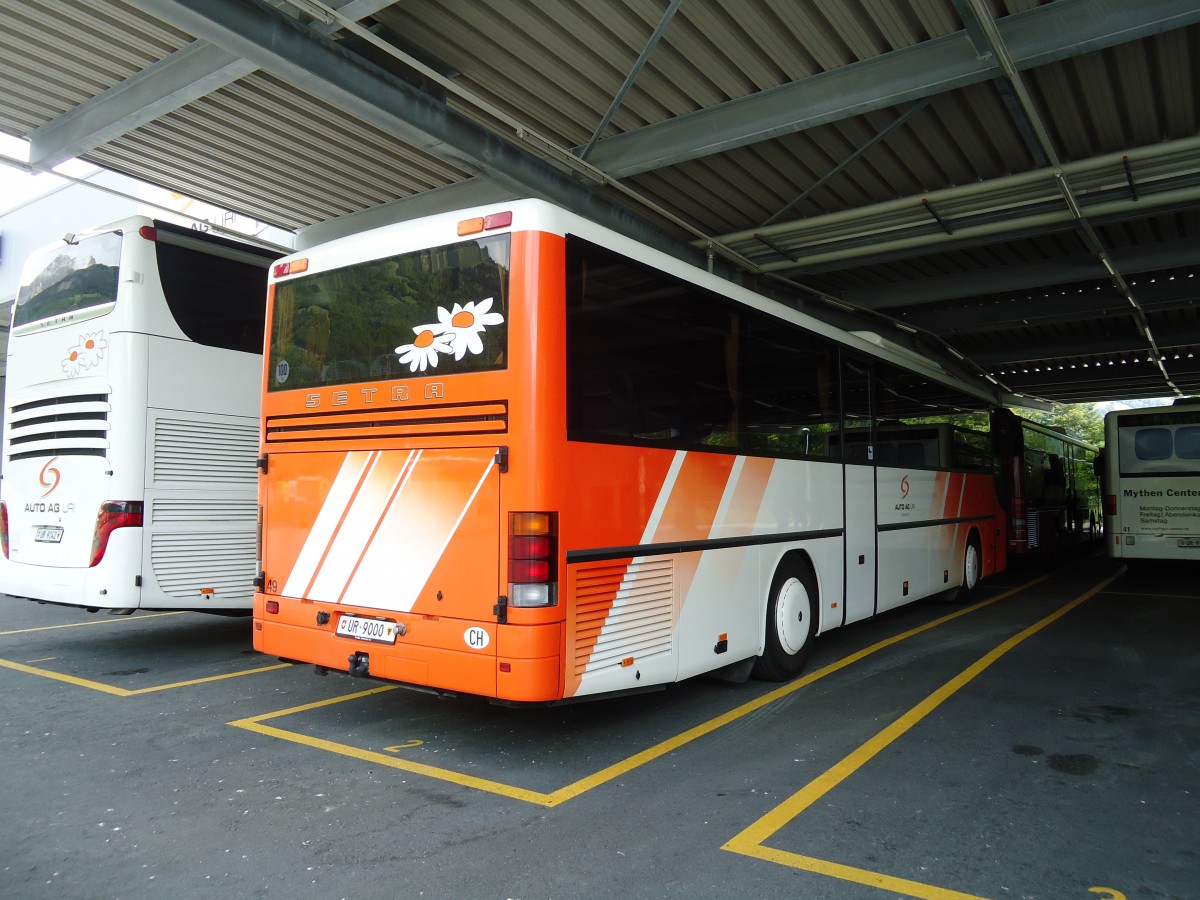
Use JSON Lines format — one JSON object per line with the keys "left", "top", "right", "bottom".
{"left": 395, "top": 326, "right": 453, "bottom": 373}
{"left": 61, "top": 347, "right": 85, "bottom": 377}
{"left": 77, "top": 331, "right": 108, "bottom": 368}
{"left": 437, "top": 297, "right": 505, "bottom": 361}
{"left": 61, "top": 331, "right": 108, "bottom": 377}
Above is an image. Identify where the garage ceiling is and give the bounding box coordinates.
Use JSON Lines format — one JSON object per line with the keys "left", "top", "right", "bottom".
{"left": 2, "top": 0, "right": 1199, "bottom": 406}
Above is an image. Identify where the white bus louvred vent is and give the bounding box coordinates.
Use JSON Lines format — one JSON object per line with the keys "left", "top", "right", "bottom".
{"left": 150, "top": 531, "right": 257, "bottom": 601}
{"left": 153, "top": 419, "right": 258, "bottom": 484}
{"left": 5, "top": 393, "right": 110, "bottom": 461}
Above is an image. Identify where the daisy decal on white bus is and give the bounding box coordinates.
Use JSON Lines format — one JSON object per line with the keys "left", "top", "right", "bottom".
{"left": 61, "top": 331, "right": 108, "bottom": 377}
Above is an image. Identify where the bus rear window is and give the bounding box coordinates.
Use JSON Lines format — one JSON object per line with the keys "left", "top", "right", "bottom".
{"left": 268, "top": 234, "right": 509, "bottom": 391}
{"left": 14, "top": 232, "right": 122, "bottom": 327}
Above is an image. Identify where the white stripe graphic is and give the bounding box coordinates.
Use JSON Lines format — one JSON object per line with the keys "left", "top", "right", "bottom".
{"left": 307, "top": 451, "right": 419, "bottom": 602}
{"left": 332, "top": 450, "right": 423, "bottom": 604}
{"left": 709, "top": 454, "right": 747, "bottom": 539}
{"left": 640, "top": 450, "right": 687, "bottom": 544}
{"left": 281, "top": 451, "right": 376, "bottom": 598}
{"left": 342, "top": 453, "right": 496, "bottom": 613}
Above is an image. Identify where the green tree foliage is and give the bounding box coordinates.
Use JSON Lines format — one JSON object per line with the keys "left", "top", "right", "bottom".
{"left": 1016, "top": 403, "right": 1104, "bottom": 446}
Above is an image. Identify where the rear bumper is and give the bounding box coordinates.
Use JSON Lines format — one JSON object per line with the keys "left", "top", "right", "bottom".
{"left": 254, "top": 595, "right": 562, "bottom": 702}
{"left": 0, "top": 534, "right": 141, "bottom": 609}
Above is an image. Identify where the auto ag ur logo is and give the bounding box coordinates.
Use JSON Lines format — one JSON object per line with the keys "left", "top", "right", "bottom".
{"left": 900, "top": 474, "right": 910, "bottom": 499}
{"left": 39, "top": 457, "right": 61, "bottom": 497}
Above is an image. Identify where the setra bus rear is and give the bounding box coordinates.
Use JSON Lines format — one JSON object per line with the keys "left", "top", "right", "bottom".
{"left": 254, "top": 203, "right": 566, "bottom": 701}
{"left": 0, "top": 218, "right": 275, "bottom": 612}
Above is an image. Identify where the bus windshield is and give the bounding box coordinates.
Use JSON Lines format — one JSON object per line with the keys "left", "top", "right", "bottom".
{"left": 1115, "top": 410, "right": 1200, "bottom": 475}
{"left": 268, "top": 234, "right": 510, "bottom": 391}
{"left": 14, "top": 231, "right": 122, "bottom": 327}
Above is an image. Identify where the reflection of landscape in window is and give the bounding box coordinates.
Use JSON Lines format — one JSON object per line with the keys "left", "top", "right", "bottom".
{"left": 16, "top": 233, "right": 123, "bottom": 326}
{"left": 269, "top": 235, "right": 509, "bottom": 391}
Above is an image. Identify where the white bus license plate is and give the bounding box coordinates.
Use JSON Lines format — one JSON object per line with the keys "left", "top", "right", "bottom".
{"left": 34, "top": 526, "right": 64, "bottom": 543}
{"left": 335, "top": 615, "right": 398, "bottom": 644}
{"left": 1179, "top": 538, "right": 1200, "bottom": 548}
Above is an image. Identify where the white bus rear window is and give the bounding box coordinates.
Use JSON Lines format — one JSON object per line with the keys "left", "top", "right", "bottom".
{"left": 14, "top": 232, "right": 122, "bottom": 327}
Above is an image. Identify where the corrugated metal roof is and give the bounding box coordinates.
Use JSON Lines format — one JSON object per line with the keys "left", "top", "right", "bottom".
{"left": 1, "top": 0, "right": 1198, "bottom": 402}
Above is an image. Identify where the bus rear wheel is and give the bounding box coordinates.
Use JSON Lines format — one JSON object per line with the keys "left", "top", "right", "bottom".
{"left": 960, "top": 533, "right": 982, "bottom": 601}
{"left": 752, "top": 558, "right": 817, "bottom": 681}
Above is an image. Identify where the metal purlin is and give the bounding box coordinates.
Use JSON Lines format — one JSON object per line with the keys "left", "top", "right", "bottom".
{"left": 960, "top": 0, "right": 1183, "bottom": 399}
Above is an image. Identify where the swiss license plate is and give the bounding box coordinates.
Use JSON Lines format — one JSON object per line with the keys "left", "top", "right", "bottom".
{"left": 1178, "top": 538, "right": 1200, "bottom": 548}
{"left": 335, "top": 614, "right": 398, "bottom": 644}
{"left": 34, "top": 526, "right": 64, "bottom": 543}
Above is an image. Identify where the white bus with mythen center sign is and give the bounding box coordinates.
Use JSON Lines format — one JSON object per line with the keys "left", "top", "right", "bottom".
{"left": 1104, "top": 400, "right": 1200, "bottom": 562}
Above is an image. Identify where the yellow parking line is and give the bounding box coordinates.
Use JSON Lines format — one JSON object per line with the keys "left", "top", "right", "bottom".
{"left": 0, "top": 611, "right": 187, "bottom": 636}
{"left": 0, "top": 656, "right": 291, "bottom": 696}
{"left": 721, "top": 569, "right": 1122, "bottom": 898}
{"left": 230, "top": 571, "right": 1055, "bottom": 807}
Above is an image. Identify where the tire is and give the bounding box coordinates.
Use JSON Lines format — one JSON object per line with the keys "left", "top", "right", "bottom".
{"left": 960, "top": 533, "right": 983, "bottom": 601}
{"left": 751, "top": 557, "right": 818, "bottom": 681}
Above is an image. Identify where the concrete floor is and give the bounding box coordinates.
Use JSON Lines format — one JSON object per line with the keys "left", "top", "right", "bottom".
{"left": 0, "top": 552, "right": 1195, "bottom": 900}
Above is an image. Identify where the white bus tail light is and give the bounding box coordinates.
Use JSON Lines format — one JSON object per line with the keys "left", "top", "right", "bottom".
{"left": 1104, "top": 494, "right": 1117, "bottom": 516}
{"left": 508, "top": 511, "right": 558, "bottom": 607}
{"left": 138, "top": 225, "right": 157, "bottom": 241}
{"left": 90, "top": 501, "right": 144, "bottom": 567}
{"left": 0, "top": 501, "right": 8, "bottom": 558}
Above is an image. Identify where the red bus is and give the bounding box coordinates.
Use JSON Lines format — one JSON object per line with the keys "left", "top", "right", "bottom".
{"left": 991, "top": 409, "right": 1101, "bottom": 555}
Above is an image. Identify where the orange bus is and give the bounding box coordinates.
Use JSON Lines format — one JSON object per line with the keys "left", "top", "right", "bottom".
{"left": 255, "top": 200, "right": 1006, "bottom": 702}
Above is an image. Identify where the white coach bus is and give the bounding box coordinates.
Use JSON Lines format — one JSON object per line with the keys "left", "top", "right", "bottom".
{"left": 0, "top": 218, "right": 280, "bottom": 613}
{"left": 1103, "top": 400, "right": 1200, "bottom": 562}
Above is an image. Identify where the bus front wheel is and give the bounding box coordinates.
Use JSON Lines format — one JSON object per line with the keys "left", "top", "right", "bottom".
{"left": 752, "top": 558, "right": 817, "bottom": 681}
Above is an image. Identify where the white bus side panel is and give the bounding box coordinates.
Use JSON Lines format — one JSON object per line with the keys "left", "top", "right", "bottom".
{"left": 141, "top": 338, "right": 260, "bottom": 609}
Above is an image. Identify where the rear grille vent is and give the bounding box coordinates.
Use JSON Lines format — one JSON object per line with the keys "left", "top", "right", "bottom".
{"left": 150, "top": 531, "right": 257, "bottom": 601}
{"left": 153, "top": 419, "right": 259, "bottom": 484}
{"left": 6, "top": 393, "right": 110, "bottom": 461}
{"left": 572, "top": 558, "right": 674, "bottom": 677}
{"left": 151, "top": 498, "right": 258, "bottom": 524}
{"left": 265, "top": 401, "right": 508, "bottom": 443}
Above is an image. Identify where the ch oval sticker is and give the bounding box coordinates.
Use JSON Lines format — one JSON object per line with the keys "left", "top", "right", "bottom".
{"left": 464, "top": 626, "right": 490, "bottom": 650}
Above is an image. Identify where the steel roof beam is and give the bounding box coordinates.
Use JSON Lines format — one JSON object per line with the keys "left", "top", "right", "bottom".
{"left": 586, "top": 0, "right": 1200, "bottom": 177}
{"left": 127, "top": 0, "right": 700, "bottom": 264}
{"left": 842, "top": 239, "right": 1200, "bottom": 310}
{"left": 27, "top": 1, "right": 405, "bottom": 172}
{"left": 969, "top": 329, "right": 1200, "bottom": 366}
{"left": 27, "top": 43, "right": 255, "bottom": 171}
{"left": 904, "top": 278, "right": 1200, "bottom": 333}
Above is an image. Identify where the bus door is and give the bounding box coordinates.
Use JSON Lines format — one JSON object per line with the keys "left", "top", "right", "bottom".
{"left": 841, "top": 358, "right": 877, "bottom": 625}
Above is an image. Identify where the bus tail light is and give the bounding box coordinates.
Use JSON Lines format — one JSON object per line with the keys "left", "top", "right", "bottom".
{"left": 457, "top": 210, "right": 513, "bottom": 236}
{"left": 0, "top": 501, "right": 8, "bottom": 558}
{"left": 273, "top": 258, "right": 308, "bottom": 278}
{"left": 1104, "top": 494, "right": 1117, "bottom": 516}
{"left": 90, "top": 501, "right": 144, "bottom": 567}
{"left": 508, "top": 511, "right": 558, "bottom": 607}
{"left": 138, "top": 225, "right": 157, "bottom": 241}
